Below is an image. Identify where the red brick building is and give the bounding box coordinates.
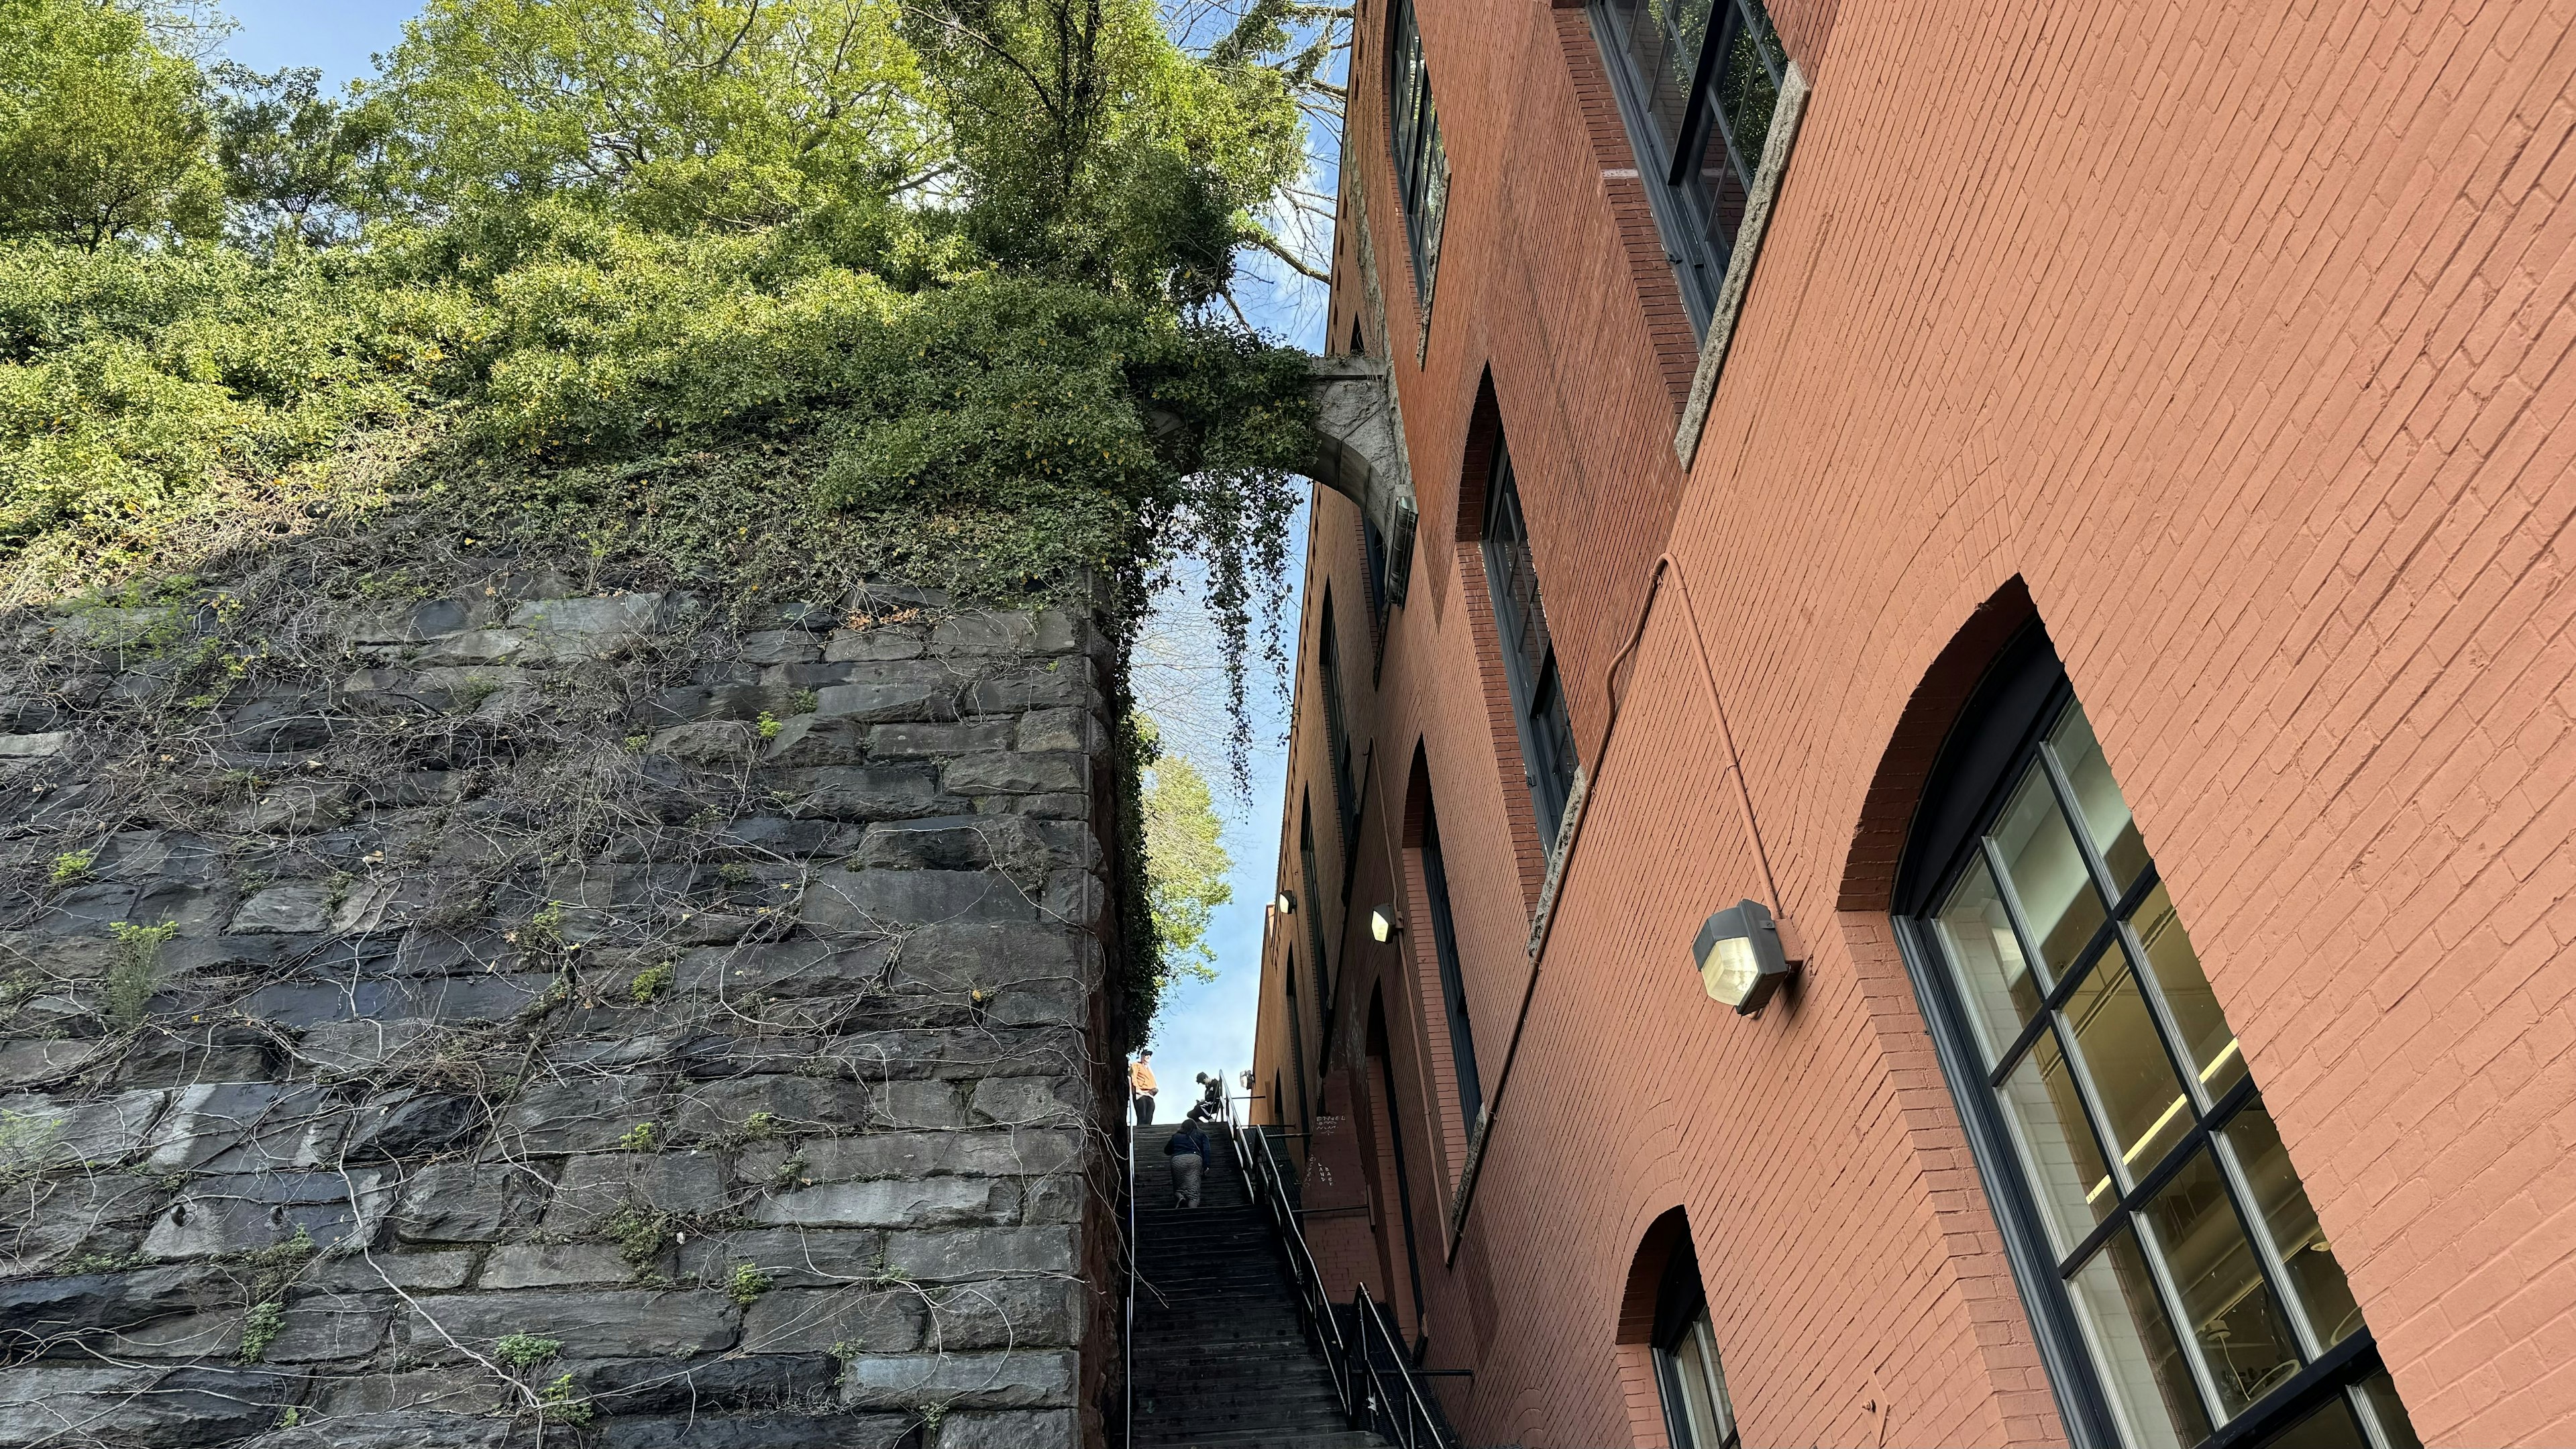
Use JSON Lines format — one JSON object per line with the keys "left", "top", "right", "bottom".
{"left": 1248, "top": 1, "right": 2576, "bottom": 1446}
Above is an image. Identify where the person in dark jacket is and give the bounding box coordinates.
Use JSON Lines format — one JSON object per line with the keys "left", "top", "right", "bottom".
{"left": 1193, "top": 1071, "right": 1224, "bottom": 1118}
{"left": 1165, "top": 1118, "right": 1212, "bottom": 1208}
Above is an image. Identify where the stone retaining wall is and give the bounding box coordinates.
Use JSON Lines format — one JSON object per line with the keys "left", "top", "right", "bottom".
{"left": 0, "top": 564, "right": 1131, "bottom": 1448}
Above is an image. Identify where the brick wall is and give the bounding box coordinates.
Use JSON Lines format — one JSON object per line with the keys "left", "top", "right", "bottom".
{"left": 1256, "top": 0, "right": 2576, "bottom": 1443}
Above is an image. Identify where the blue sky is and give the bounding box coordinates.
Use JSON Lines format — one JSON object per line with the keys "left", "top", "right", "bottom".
{"left": 211, "top": 0, "right": 1340, "bottom": 1097}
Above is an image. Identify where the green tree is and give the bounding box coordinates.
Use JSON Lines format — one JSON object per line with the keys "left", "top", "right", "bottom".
{"left": 0, "top": 0, "right": 224, "bottom": 250}
{"left": 211, "top": 64, "right": 390, "bottom": 248}
{"left": 372, "top": 0, "right": 935, "bottom": 231}
{"left": 1140, "top": 727, "right": 1233, "bottom": 985}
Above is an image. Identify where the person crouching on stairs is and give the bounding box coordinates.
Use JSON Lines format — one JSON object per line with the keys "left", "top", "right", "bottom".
{"left": 1165, "top": 1114, "right": 1212, "bottom": 1208}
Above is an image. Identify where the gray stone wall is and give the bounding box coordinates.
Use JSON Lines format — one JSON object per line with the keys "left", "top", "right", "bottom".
{"left": 0, "top": 566, "right": 1132, "bottom": 1448}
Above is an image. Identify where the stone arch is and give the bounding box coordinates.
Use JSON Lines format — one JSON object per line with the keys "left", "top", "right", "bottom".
{"left": 1835, "top": 576, "right": 2039, "bottom": 912}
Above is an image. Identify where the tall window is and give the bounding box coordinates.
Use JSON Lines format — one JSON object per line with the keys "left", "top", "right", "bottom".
{"left": 1482, "top": 436, "right": 1580, "bottom": 847}
{"left": 1319, "top": 592, "right": 1362, "bottom": 871}
{"left": 1299, "top": 800, "right": 1333, "bottom": 1002}
{"left": 1418, "top": 798, "right": 1482, "bottom": 1136}
{"left": 1899, "top": 633, "right": 2420, "bottom": 1449}
{"left": 1654, "top": 1236, "right": 1741, "bottom": 1449}
{"left": 1591, "top": 0, "right": 1788, "bottom": 333}
{"left": 1386, "top": 0, "right": 1450, "bottom": 301}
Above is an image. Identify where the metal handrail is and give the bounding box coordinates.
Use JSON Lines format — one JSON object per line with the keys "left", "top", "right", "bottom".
{"left": 1222, "top": 1097, "right": 1458, "bottom": 1448}
{"left": 1348, "top": 1283, "right": 1452, "bottom": 1448}
{"left": 1123, "top": 1108, "right": 1137, "bottom": 1449}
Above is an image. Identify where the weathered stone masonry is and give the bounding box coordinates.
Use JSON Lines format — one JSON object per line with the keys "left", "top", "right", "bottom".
{"left": 0, "top": 559, "right": 1132, "bottom": 1448}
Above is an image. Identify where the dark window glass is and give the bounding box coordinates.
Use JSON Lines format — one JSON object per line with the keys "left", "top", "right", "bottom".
{"left": 1385, "top": 0, "right": 1450, "bottom": 301}
{"left": 1906, "top": 666, "right": 2420, "bottom": 1449}
{"left": 1654, "top": 1236, "right": 1741, "bottom": 1449}
{"left": 1419, "top": 799, "right": 1482, "bottom": 1135}
{"left": 1590, "top": 0, "right": 1786, "bottom": 333}
{"left": 1362, "top": 514, "right": 1392, "bottom": 653}
{"left": 1318, "top": 596, "right": 1361, "bottom": 881}
{"left": 1299, "top": 802, "right": 1333, "bottom": 1002}
{"left": 1481, "top": 437, "right": 1579, "bottom": 845}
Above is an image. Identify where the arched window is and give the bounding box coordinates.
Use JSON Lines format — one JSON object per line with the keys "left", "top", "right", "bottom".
{"left": 1654, "top": 1234, "right": 1740, "bottom": 1449}
{"left": 1895, "top": 625, "right": 2420, "bottom": 1449}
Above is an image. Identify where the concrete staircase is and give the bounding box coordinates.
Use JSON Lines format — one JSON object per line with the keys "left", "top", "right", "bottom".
{"left": 1128, "top": 1122, "right": 1388, "bottom": 1449}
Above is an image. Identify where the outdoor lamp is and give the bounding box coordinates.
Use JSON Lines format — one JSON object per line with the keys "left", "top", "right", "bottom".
{"left": 1275, "top": 890, "right": 1295, "bottom": 914}
{"left": 1370, "top": 906, "right": 1401, "bottom": 943}
{"left": 1692, "top": 899, "right": 1796, "bottom": 1014}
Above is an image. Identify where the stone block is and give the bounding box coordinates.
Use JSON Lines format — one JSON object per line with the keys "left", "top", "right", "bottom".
{"left": 675, "top": 1228, "right": 888, "bottom": 1289}
{"left": 400, "top": 1289, "right": 739, "bottom": 1360}
{"left": 673, "top": 1075, "right": 873, "bottom": 1140}
{"left": 847, "top": 815, "right": 1050, "bottom": 873}
{"left": 265, "top": 1291, "right": 399, "bottom": 1362}
{"left": 602, "top": 1414, "right": 915, "bottom": 1449}
{"left": 798, "top": 1129, "right": 1083, "bottom": 1183}
{"left": 1012, "top": 708, "right": 1089, "bottom": 753}
{"left": 839, "top": 1350, "right": 1075, "bottom": 1409}
{"left": 888, "top": 922, "right": 1081, "bottom": 994}
{"left": 751, "top": 1176, "right": 1014, "bottom": 1229}
{"left": 142, "top": 1170, "right": 392, "bottom": 1259}
{"left": 812, "top": 662, "right": 959, "bottom": 723}
{"left": 930, "top": 612, "right": 1037, "bottom": 655}
{"left": 885, "top": 1226, "right": 1075, "bottom": 1281}
{"left": 739, "top": 1287, "right": 922, "bottom": 1354}
{"left": 0, "top": 1364, "right": 297, "bottom": 1448}
{"left": 676, "top": 941, "right": 894, "bottom": 1000}
{"left": 650, "top": 720, "right": 761, "bottom": 765}
{"left": 417, "top": 629, "right": 531, "bottom": 665}
{"left": 936, "top": 1409, "right": 1079, "bottom": 1449}
{"left": 918, "top": 1277, "right": 1083, "bottom": 1350}
{"left": 0, "top": 1087, "right": 167, "bottom": 1169}
{"left": 143, "top": 1082, "right": 342, "bottom": 1173}
{"left": 394, "top": 1161, "right": 545, "bottom": 1243}
{"left": 736, "top": 631, "right": 821, "bottom": 665}
{"left": 508, "top": 593, "right": 674, "bottom": 655}
{"left": 482, "top": 1242, "right": 635, "bottom": 1288}
{"left": 542, "top": 1150, "right": 730, "bottom": 1231}
{"left": 578, "top": 1354, "right": 841, "bottom": 1417}
{"left": 803, "top": 869, "right": 1037, "bottom": 930}
{"left": 824, "top": 625, "right": 926, "bottom": 661}
{"left": 306, "top": 1250, "right": 476, "bottom": 1293}
{"left": 863, "top": 720, "right": 1014, "bottom": 757}
{"left": 0, "top": 1265, "right": 225, "bottom": 1340}
{"left": 498, "top": 1076, "right": 673, "bottom": 1155}
{"left": 0, "top": 731, "right": 68, "bottom": 759}
{"left": 772, "top": 766, "right": 943, "bottom": 821}
{"left": 759, "top": 713, "right": 867, "bottom": 765}
{"left": 249, "top": 1410, "right": 519, "bottom": 1448}
{"left": 867, "top": 1079, "right": 966, "bottom": 1128}
{"left": 343, "top": 1089, "right": 486, "bottom": 1162}
{"left": 943, "top": 751, "right": 1086, "bottom": 795}
{"left": 965, "top": 659, "right": 1094, "bottom": 713}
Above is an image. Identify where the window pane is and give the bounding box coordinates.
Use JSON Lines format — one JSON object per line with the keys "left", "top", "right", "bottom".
{"left": 1998, "top": 1027, "right": 2117, "bottom": 1256}
{"left": 1707, "top": 4, "right": 1781, "bottom": 172}
{"left": 2062, "top": 948, "right": 2194, "bottom": 1181}
{"left": 2222, "top": 1102, "right": 2363, "bottom": 1350}
{"left": 1600, "top": 0, "right": 1715, "bottom": 166}
{"left": 2137, "top": 1148, "right": 2304, "bottom": 1419}
{"left": 2266, "top": 1397, "right": 2371, "bottom": 1449}
{"left": 1664, "top": 1310, "right": 1739, "bottom": 1449}
{"left": 2069, "top": 1227, "right": 2213, "bottom": 1449}
{"left": 1988, "top": 765, "right": 2108, "bottom": 974}
{"left": 2353, "top": 1370, "right": 2423, "bottom": 1449}
{"left": 1932, "top": 857, "right": 2045, "bottom": 1065}
{"left": 2049, "top": 703, "right": 2153, "bottom": 891}
{"left": 2128, "top": 883, "right": 2247, "bottom": 1097}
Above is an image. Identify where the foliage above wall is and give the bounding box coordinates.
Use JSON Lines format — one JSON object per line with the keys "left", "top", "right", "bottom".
{"left": 0, "top": 0, "right": 1340, "bottom": 1034}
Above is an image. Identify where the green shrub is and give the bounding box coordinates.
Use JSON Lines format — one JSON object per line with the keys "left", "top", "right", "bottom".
{"left": 105, "top": 918, "right": 176, "bottom": 1026}
{"left": 494, "top": 1332, "right": 561, "bottom": 1368}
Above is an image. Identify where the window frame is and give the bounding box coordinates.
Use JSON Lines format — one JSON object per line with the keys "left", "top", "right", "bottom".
{"left": 1890, "top": 626, "right": 2416, "bottom": 1449}
{"left": 1385, "top": 0, "right": 1450, "bottom": 305}
{"left": 1417, "top": 796, "right": 1483, "bottom": 1138}
{"left": 1652, "top": 1238, "right": 1743, "bottom": 1449}
{"left": 1588, "top": 0, "right": 1788, "bottom": 335}
{"left": 1318, "top": 590, "right": 1363, "bottom": 889}
{"left": 1480, "top": 436, "right": 1580, "bottom": 847}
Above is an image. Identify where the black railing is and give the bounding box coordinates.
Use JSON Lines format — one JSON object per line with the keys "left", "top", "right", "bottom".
{"left": 1224, "top": 1100, "right": 1458, "bottom": 1449}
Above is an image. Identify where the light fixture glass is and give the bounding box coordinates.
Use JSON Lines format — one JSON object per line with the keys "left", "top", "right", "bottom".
{"left": 1275, "top": 890, "right": 1296, "bottom": 914}
{"left": 1691, "top": 899, "right": 1793, "bottom": 1014}
{"left": 1371, "top": 906, "right": 1398, "bottom": 942}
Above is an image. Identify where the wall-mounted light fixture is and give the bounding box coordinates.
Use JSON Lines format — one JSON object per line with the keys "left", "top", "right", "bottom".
{"left": 1690, "top": 898, "right": 1802, "bottom": 1014}
{"left": 1275, "top": 890, "right": 1296, "bottom": 914}
{"left": 1370, "top": 906, "right": 1402, "bottom": 943}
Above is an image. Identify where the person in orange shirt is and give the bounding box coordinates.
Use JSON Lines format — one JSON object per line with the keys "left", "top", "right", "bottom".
{"left": 1128, "top": 1050, "right": 1158, "bottom": 1125}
